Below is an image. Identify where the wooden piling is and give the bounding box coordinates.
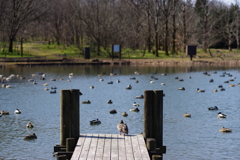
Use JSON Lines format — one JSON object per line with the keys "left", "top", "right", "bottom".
{"left": 144, "top": 90, "right": 154, "bottom": 139}
{"left": 152, "top": 155, "right": 162, "bottom": 160}
{"left": 66, "top": 138, "right": 75, "bottom": 152}
{"left": 146, "top": 138, "right": 156, "bottom": 151}
{"left": 60, "top": 90, "right": 71, "bottom": 146}
{"left": 56, "top": 155, "right": 66, "bottom": 160}
{"left": 69, "top": 89, "right": 80, "bottom": 145}
{"left": 60, "top": 89, "right": 80, "bottom": 146}
{"left": 153, "top": 90, "right": 163, "bottom": 148}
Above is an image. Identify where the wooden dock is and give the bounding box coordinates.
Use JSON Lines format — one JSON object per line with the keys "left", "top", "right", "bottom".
{"left": 71, "top": 134, "right": 150, "bottom": 160}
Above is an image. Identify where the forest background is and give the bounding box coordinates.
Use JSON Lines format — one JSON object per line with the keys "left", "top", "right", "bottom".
{"left": 0, "top": 0, "right": 240, "bottom": 60}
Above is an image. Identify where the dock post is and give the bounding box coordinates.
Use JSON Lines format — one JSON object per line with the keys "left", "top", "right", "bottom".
{"left": 153, "top": 90, "right": 163, "bottom": 149}
{"left": 60, "top": 89, "right": 80, "bottom": 146}
{"left": 144, "top": 90, "right": 165, "bottom": 159}
{"left": 56, "top": 155, "right": 66, "bottom": 160}
{"left": 60, "top": 90, "right": 71, "bottom": 146}
{"left": 144, "top": 90, "right": 154, "bottom": 139}
{"left": 66, "top": 138, "right": 75, "bottom": 152}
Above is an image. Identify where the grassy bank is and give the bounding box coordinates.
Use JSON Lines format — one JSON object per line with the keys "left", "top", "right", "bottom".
{"left": 1, "top": 41, "right": 240, "bottom": 61}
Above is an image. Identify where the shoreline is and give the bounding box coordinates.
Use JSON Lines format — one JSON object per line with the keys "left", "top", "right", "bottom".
{"left": 1, "top": 58, "right": 240, "bottom": 67}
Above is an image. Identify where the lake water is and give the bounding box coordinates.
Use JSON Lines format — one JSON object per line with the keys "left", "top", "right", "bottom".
{"left": 0, "top": 65, "right": 239, "bottom": 160}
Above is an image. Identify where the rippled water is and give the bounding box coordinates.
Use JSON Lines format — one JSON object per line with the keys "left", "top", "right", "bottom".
{"left": 0, "top": 65, "right": 239, "bottom": 160}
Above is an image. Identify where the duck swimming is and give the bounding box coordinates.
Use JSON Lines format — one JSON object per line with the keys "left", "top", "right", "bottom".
{"left": 26, "top": 122, "right": 34, "bottom": 128}
{"left": 183, "top": 113, "right": 191, "bottom": 117}
{"left": 117, "top": 120, "right": 128, "bottom": 135}
{"left": 219, "top": 127, "right": 232, "bottom": 132}
{"left": 14, "top": 109, "right": 21, "bottom": 114}
{"left": 126, "top": 85, "right": 132, "bottom": 89}
{"left": 122, "top": 112, "right": 128, "bottom": 117}
{"left": 196, "top": 88, "right": 205, "bottom": 92}
{"left": 178, "top": 87, "right": 185, "bottom": 90}
{"left": 130, "top": 108, "right": 140, "bottom": 112}
{"left": 135, "top": 95, "right": 144, "bottom": 99}
{"left": 0, "top": 110, "right": 10, "bottom": 115}
{"left": 208, "top": 106, "right": 218, "bottom": 110}
{"left": 24, "top": 133, "right": 37, "bottom": 140}
{"left": 133, "top": 102, "right": 140, "bottom": 106}
{"left": 82, "top": 100, "right": 91, "bottom": 104}
{"left": 90, "top": 119, "right": 101, "bottom": 125}
{"left": 110, "top": 109, "right": 117, "bottom": 114}
{"left": 218, "top": 112, "right": 227, "bottom": 118}
{"left": 107, "top": 100, "right": 113, "bottom": 104}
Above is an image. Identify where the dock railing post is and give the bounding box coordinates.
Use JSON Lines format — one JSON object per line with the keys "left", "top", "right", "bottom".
{"left": 144, "top": 90, "right": 166, "bottom": 159}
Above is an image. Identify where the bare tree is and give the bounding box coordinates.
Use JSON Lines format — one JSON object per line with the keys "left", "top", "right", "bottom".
{"left": 4, "top": 0, "right": 47, "bottom": 53}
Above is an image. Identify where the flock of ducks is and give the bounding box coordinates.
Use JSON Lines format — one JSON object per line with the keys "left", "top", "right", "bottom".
{"left": 0, "top": 72, "right": 76, "bottom": 140}
{"left": 180, "top": 71, "right": 236, "bottom": 133}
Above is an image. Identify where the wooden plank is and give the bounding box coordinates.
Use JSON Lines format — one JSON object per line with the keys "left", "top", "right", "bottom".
{"left": 103, "top": 134, "right": 111, "bottom": 160}
{"left": 95, "top": 134, "right": 105, "bottom": 160}
{"left": 87, "top": 134, "right": 98, "bottom": 160}
{"left": 79, "top": 134, "right": 92, "bottom": 159}
{"left": 137, "top": 134, "right": 151, "bottom": 160}
{"left": 71, "top": 134, "right": 86, "bottom": 160}
{"left": 131, "top": 135, "right": 143, "bottom": 160}
{"left": 111, "top": 134, "right": 119, "bottom": 160}
{"left": 124, "top": 134, "right": 134, "bottom": 160}
{"left": 118, "top": 134, "right": 127, "bottom": 160}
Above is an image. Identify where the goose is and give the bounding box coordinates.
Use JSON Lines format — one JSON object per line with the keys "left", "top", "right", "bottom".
{"left": 126, "top": 85, "right": 132, "bottom": 89}
{"left": 107, "top": 100, "right": 113, "bottom": 104}
{"left": 208, "top": 106, "right": 218, "bottom": 110}
{"left": 122, "top": 112, "right": 128, "bottom": 117}
{"left": 90, "top": 119, "right": 101, "bottom": 125}
{"left": 110, "top": 109, "right": 117, "bottom": 114}
{"left": 219, "top": 126, "right": 232, "bottom": 132}
{"left": 183, "top": 113, "right": 191, "bottom": 117}
{"left": 196, "top": 88, "right": 205, "bottom": 92}
{"left": 26, "top": 122, "right": 34, "bottom": 128}
{"left": 24, "top": 133, "right": 37, "bottom": 140}
{"left": 133, "top": 102, "right": 140, "bottom": 106}
{"left": 117, "top": 120, "right": 128, "bottom": 135}
{"left": 130, "top": 108, "right": 140, "bottom": 112}
{"left": 135, "top": 95, "right": 144, "bottom": 99}
{"left": 178, "top": 87, "right": 185, "bottom": 90}
{"left": 218, "top": 112, "right": 227, "bottom": 118}
{"left": 0, "top": 110, "right": 10, "bottom": 115}
{"left": 82, "top": 100, "right": 91, "bottom": 104}
{"left": 14, "top": 109, "right": 21, "bottom": 114}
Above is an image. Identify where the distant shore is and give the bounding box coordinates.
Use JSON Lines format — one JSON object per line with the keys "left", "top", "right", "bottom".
{"left": 0, "top": 57, "right": 240, "bottom": 67}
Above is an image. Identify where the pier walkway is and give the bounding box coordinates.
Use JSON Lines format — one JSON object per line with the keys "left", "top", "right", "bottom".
{"left": 71, "top": 134, "right": 150, "bottom": 160}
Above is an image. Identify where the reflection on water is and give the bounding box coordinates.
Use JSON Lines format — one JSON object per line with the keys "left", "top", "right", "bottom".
{"left": 0, "top": 65, "right": 240, "bottom": 160}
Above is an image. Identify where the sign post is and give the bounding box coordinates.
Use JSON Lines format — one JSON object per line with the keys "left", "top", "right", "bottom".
{"left": 186, "top": 45, "right": 196, "bottom": 61}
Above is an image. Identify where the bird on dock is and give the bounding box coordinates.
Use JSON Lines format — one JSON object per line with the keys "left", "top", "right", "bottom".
{"left": 117, "top": 120, "right": 128, "bottom": 135}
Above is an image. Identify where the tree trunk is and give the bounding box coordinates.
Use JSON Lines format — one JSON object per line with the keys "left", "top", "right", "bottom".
{"left": 8, "top": 36, "right": 14, "bottom": 53}
{"left": 165, "top": 18, "right": 169, "bottom": 56}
